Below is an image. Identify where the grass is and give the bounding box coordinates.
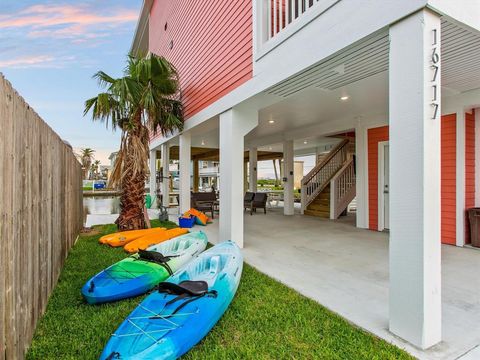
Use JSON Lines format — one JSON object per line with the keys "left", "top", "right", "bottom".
{"left": 27, "top": 221, "right": 413, "bottom": 360}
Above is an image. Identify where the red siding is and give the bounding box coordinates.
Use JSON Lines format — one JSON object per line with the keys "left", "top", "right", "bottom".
{"left": 149, "top": 0, "right": 253, "bottom": 132}
{"left": 465, "top": 110, "right": 476, "bottom": 244}
{"left": 441, "top": 114, "right": 457, "bottom": 245}
{"left": 367, "top": 126, "right": 389, "bottom": 231}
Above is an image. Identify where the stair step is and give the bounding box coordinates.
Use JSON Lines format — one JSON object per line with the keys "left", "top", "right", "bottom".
{"left": 307, "top": 204, "right": 329, "bottom": 212}
{"left": 304, "top": 209, "right": 330, "bottom": 218}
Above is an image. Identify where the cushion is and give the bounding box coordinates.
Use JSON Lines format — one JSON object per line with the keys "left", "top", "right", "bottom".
{"left": 186, "top": 208, "right": 210, "bottom": 226}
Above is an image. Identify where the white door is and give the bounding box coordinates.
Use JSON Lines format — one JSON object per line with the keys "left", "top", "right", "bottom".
{"left": 384, "top": 144, "right": 390, "bottom": 230}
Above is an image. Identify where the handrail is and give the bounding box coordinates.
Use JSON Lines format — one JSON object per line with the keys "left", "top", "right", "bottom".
{"left": 301, "top": 138, "right": 349, "bottom": 212}
{"left": 330, "top": 157, "right": 356, "bottom": 219}
{"left": 302, "top": 139, "right": 349, "bottom": 185}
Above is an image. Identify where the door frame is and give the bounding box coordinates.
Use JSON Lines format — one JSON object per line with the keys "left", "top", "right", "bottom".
{"left": 378, "top": 141, "right": 389, "bottom": 231}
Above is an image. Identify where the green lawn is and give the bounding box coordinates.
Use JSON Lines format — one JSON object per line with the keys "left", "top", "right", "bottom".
{"left": 27, "top": 221, "right": 413, "bottom": 360}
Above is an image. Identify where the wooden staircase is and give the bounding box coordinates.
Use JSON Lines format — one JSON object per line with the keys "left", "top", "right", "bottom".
{"left": 301, "top": 138, "right": 356, "bottom": 219}
{"left": 304, "top": 184, "right": 330, "bottom": 218}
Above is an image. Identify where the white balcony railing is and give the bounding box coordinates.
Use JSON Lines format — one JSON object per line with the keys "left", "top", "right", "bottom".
{"left": 266, "top": 0, "right": 323, "bottom": 40}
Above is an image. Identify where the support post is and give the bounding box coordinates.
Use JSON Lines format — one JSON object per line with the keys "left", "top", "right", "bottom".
{"left": 149, "top": 149, "right": 157, "bottom": 206}
{"left": 283, "top": 140, "right": 294, "bottom": 215}
{"left": 179, "top": 132, "right": 191, "bottom": 213}
{"left": 355, "top": 121, "right": 368, "bottom": 228}
{"left": 219, "top": 107, "right": 258, "bottom": 247}
{"left": 389, "top": 9, "right": 442, "bottom": 349}
{"left": 161, "top": 143, "right": 170, "bottom": 208}
{"left": 193, "top": 159, "right": 199, "bottom": 192}
{"left": 249, "top": 147, "right": 258, "bottom": 192}
{"left": 456, "top": 110, "right": 466, "bottom": 246}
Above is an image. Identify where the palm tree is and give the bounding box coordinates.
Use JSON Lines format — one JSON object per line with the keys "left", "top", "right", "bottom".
{"left": 91, "top": 160, "right": 101, "bottom": 180}
{"left": 84, "top": 54, "right": 183, "bottom": 230}
{"left": 79, "top": 148, "right": 95, "bottom": 180}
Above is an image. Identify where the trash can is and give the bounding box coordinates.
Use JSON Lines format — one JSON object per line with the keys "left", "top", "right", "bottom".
{"left": 467, "top": 208, "right": 480, "bottom": 248}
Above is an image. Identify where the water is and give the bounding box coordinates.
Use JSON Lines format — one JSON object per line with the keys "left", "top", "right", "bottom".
{"left": 83, "top": 196, "right": 120, "bottom": 216}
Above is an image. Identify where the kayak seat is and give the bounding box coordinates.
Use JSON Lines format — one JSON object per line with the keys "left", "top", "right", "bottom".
{"left": 138, "top": 250, "right": 176, "bottom": 275}
{"left": 158, "top": 280, "right": 209, "bottom": 297}
{"left": 155, "top": 280, "right": 218, "bottom": 318}
{"left": 208, "top": 256, "right": 220, "bottom": 277}
{"left": 177, "top": 238, "right": 189, "bottom": 252}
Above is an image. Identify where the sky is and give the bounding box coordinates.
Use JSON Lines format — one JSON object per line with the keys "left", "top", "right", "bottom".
{"left": 0, "top": 0, "right": 143, "bottom": 164}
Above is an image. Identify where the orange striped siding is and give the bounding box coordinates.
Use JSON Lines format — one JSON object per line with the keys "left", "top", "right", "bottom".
{"left": 465, "top": 110, "right": 476, "bottom": 243}
{"left": 441, "top": 114, "right": 457, "bottom": 245}
{"left": 367, "top": 126, "right": 389, "bottom": 231}
{"left": 149, "top": 0, "right": 253, "bottom": 142}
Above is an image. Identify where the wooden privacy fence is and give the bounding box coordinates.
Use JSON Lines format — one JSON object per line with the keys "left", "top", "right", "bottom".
{"left": 0, "top": 74, "right": 83, "bottom": 359}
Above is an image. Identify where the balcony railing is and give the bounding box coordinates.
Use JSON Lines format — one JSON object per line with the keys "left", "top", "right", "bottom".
{"left": 267, "top": 0, "right": 320, "bottom": 40}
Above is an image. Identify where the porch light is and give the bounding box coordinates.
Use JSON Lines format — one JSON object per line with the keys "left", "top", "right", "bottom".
{"left": 303, "top": 141, "right": 308, "bottom": 144}
{"left": 268, "top": 119, "right": 275, "bottom": 124}
{"left": 340, "top": 95, "right": 349, "bottom": 101}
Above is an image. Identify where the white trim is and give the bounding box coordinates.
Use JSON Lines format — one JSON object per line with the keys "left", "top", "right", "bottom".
{"left": 254, "top": 0, "right": 342, "bottom": 61}
{"left": 475, "top": 108, "right": 480, "bottom": 207}
{"left": 378, "top": 141, "right": 389, "bottom": 231}
{"left": 149, "top": 149, "right": 156, "bottom": 201}
{"left": 456, "top": 110, "right": 466, "bottom": 247}
{"left": 179, "top": 132, "right": 191, "bottom": 213}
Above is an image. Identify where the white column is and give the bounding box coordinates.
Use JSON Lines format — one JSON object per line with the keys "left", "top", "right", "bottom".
{"left": 475, "top": 109, "right": 480, "bottom": 207}
{"left": 219, "top": 108, "right": 258, "bottom": 247}
{"left": 179, "top": 132, "right": 191, "bottom": 213}
{"left": 149, "top": 149, "right": 157, "bottom": 205}
{"left": 283, "top": 140, "right": 294, "bottom": 216}
{"left": 389, "top": 9, "right": 442, "bottom": 349}
{"left": 161, "top": 143, "right": 170, "bottom": 208}
{"left": 456, "top": 110, "right": 466, "bottom": 246}
{"left": 249, "top": 147, "right": 258, "bottom": 192}
{"left": 355, "top": 121, "right": 369, "bottom": 229}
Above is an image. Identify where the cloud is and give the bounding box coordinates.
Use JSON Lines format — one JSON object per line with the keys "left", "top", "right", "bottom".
{"left": 0, "top": 54, "right": 75, "bottom": 69}
{"left": 0, "top": 4, "right": 137, "bottom": 41}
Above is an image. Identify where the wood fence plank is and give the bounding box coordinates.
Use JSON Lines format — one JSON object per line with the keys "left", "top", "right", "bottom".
{"left": 0, "top": 74, "right": 83, "bottom": 359}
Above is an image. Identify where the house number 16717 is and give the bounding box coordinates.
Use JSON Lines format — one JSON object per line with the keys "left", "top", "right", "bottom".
{"left": 431, "top": 28, "right": 440, "bottom": 120}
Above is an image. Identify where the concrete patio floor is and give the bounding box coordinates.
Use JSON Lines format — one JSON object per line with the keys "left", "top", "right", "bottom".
{"left": 200, "top": 207, "right": 480, "bottom": 360}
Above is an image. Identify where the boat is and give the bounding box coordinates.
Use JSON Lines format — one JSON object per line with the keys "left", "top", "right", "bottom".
{"left": 100, "top": 241, "right": 243, "bottom": 360}
{"left": 82, "top": 231, "right": 208, "bottom": 304}
{"left": 123, "top": 228, "right": 189, "bottom": 253}
{"left": 99, "top": 227, "right": 167, "bottom": 247}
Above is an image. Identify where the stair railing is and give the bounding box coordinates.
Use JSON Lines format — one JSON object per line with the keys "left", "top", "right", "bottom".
{"left": 330, "top": 157, "right": 356, "bottom": 219}
{"left": 301, "top": 139, "right": 349, "bottom": 213}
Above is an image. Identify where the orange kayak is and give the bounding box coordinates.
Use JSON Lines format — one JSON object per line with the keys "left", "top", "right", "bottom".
{"left": 124, "top": 228, "right": 189, "bottom": 253}
{"left": 99, "top": 227, "right": 167, "bottom": 247}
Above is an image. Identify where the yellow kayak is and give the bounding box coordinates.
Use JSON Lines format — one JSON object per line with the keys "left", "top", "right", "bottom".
{"left": 99, "top": 227, "right": 167, "bottom": 247}
{"left": 124, "top": 228, "right": 189, "bottom": 253}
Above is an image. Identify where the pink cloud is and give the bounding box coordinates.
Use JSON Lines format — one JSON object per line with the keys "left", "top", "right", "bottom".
{"left": 0, "top": 4, "right": 137, "bottom": 39}
{"left": 0, "top": 54, "right": 75, "bottom": 69}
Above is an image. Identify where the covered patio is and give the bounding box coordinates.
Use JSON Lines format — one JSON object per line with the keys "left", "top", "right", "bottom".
{"left": 147, "top": 11, "right": 480, "bottom": 355}
{"left": 199, "top": 209, "right": 480, "bottom": 360}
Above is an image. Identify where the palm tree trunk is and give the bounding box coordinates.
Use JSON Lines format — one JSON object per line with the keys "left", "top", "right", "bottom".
{"left": 115, "top": 112, "right": 148, "bottom": 230}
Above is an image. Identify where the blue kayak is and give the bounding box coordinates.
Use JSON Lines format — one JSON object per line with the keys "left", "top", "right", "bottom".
{"left": 82, "top": 232, "right": 208, "bottom": 304}
{"left": 99, "top": 241, "right": 243, "bottom": 360}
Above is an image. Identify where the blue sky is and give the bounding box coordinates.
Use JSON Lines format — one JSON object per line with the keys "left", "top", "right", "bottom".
{"left": 0, "top": 0, "right": 142, "bottom": 164}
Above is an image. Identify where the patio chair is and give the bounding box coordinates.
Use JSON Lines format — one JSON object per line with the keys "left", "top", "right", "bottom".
{"left": 244, "top": 192, "right": 255, "bottom": 211}
{"left": 246, "top": 192, "right": 268, "bottom": 215}
{"left": 191, "top": 191, "right": 216, "bottom": 219}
